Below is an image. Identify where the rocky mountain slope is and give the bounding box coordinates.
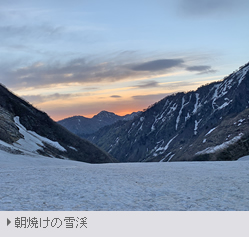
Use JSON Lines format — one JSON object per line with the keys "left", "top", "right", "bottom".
{"left": 87, "top": 62, "right": 249, "bottom": 162}
{"left": 0, "top": 84, "right": 115, "bottom": 163}
{"left": 58, "top": 110, "right": 141, "bottom": 137}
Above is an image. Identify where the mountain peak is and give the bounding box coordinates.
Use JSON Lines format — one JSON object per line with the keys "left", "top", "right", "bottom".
{"left": 93, "top": 111, "right": 118, "bottom": 120}
{"left": 58, "top": 111, "right": 141, "bottom": 137}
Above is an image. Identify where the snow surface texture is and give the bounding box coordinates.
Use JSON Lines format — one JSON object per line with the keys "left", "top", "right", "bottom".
{"left": 1, "top": 150, "right": 249, "bottom": 211}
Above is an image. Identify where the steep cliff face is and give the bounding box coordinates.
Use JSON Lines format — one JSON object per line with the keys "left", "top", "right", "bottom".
{"left": 87, "top": 62, "right": 249, "bottom": 162}
{"left": 0, "top": 84, "right": 115, "bottom": 163}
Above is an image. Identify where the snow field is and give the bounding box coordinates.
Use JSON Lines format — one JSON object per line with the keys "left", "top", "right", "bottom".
{"left": 1, "top": 150, "right": 249, "bottom": 211}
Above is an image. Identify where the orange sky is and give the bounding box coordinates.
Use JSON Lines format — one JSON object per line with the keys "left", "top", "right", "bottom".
{"left": 16, "top": 75, "right": 224, "bottom": 121}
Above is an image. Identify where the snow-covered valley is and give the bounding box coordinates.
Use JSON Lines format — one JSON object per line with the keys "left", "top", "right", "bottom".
{"left": 1, "top": 151, "right": 249, "bottom": 211}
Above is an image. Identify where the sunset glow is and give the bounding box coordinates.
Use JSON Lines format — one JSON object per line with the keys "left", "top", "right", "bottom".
{"left": 1, "top": 0, "right": 248, "bottom": 121}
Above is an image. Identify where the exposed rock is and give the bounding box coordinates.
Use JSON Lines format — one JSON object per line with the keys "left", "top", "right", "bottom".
{"left": 0, "top": 84, "right": 116, "bottom": 163}
{"left": 87, "top": 62, "right": 249, "bottom": 162}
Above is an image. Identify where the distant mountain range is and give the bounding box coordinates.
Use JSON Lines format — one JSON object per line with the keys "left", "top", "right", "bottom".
{"left": 0, "top": 84, "right": 115, "bottom": 163}
{"left": 58, "top": 110, "right": 141, "bottom": 137}
{"left": 3, "top": 61, "right": 248, "bottom": 164}
{"left": 85, "top": 62, "right": 249, "bottom": 162}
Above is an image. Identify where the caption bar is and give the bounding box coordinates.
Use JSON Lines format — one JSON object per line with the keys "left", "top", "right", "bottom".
{"left": 7, "top": 216, "right": 87, "bottom": 229}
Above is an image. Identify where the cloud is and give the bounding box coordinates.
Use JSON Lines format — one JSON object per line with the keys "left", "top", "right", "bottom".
{"left": 162, "top": 81, "right": 200, "bottom": 90}
{"left": 133, "top": 80, "right": 160, "bottom": 89}
{"left": 83, "top": 87, "right": 99, "bottom": 90}
{"left": 110, "top": 95, "right": 122, "bottom": 98}
{"left": 1, "top": 55, "right": 187, "bottom": 90}
{"left": 21, "top": 93, "right": 81, "bottom": 104}
{"left": 186, "top": 65, "right": 211, "bottom": 72}
{"left": 186, "top": 65, "right": 217, "bottom": 74}
{"left": 0, "top": 51, "right": 215, "bottom": 90}
{"left": 1, "top": 58, "right": 105, "bottom": 89}
{"left": 132, "top": 93, "right": 170, "bottom": 102}
{"left": 131, "top": 59, "right": 184, "bottom": 72}
{"left": 179, "top": 0, "right": 249, "bottom": 17}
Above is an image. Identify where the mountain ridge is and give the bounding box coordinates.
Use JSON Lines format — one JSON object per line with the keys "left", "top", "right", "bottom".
{"left": 58, "top": 110, "right": 141, "bottom": 137}
{"left": 0, "top": 84, "right": 116, "bottom": 163}
{"left": 86, "top": 61, "right": 249, "bottom": 162}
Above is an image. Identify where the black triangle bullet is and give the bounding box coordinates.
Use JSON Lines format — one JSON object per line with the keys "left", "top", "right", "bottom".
{"left": 7, "top": 218, "right": 11, "bottom": 226}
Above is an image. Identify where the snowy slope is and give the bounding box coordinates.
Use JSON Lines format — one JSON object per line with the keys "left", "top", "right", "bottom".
{"left": 0, "top": 84, "right": 115, "bottom": 163}
{"left": 13, "top": 116, "right": 66, "bottom": 154}
{"left": 0, "top": 151, "right": 249, "bottom": 211}
{"left": 87, "top": 62, "right": 249, "bottom": 162}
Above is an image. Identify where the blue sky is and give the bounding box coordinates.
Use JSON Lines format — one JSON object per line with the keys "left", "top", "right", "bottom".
{"left": 0, "top": 0, "right": 249, "bottom": 120}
